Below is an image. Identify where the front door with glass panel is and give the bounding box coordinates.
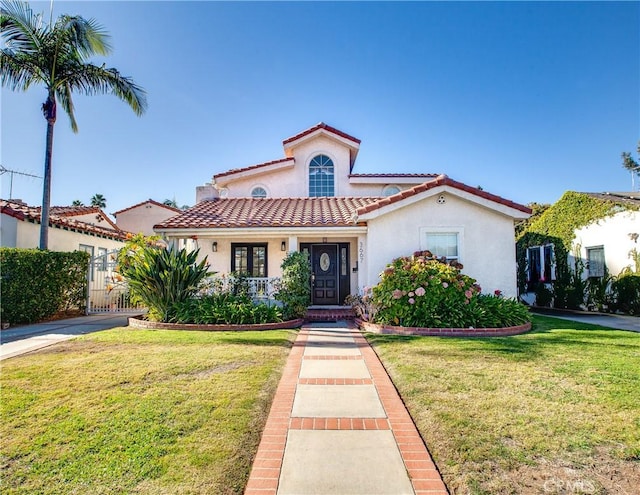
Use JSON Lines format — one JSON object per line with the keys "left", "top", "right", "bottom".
{"left": 311, "top": 244, "right": 339, "bottom": 305}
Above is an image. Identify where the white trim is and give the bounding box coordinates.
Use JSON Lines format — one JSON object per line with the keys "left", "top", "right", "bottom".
{"left": 357, "top": 185, "right": 530, "bottom": 221}
{"left": 155, "top": 226, "right": 368, "bottom": 238}
{"left": 419, "top": 226, "right": 464, "bottom": 262}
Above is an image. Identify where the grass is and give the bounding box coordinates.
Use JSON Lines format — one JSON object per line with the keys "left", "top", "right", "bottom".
{"left": 1, "top": 328, "right": 296, "bottom": 495}
{"left": 367, "top": 315, "right": 640, "bottom": 494}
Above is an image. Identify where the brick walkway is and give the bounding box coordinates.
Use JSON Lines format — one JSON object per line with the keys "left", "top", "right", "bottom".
{"left": 245, "top": 321, "right": 448, "bottom": 495}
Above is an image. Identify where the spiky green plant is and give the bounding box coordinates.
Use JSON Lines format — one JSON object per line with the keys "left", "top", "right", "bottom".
{"left": 120, "top": 245, "right": 209, "bottom": 322}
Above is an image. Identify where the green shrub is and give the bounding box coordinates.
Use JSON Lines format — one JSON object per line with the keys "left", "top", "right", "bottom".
{"left": 0, "top": 248, "right": 89, "bottom": 324}
{"left": 119, "top": 245, "right": 209, "bottom": 322}
{"left": 172, "top": 293, "right": 282, "bottom": 325}
{"left": 610, "top": 274, "right": 640, "bottom": 315}
{"left": 276, "top": 251, "right": 311, "bottom": 320}
{"left": 370, "top": 251, "right": 531, "bottom": 328}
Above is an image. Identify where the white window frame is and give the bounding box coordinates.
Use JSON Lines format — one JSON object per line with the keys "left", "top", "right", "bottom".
{"left": 586, "top": 245, "right": 605, "bottom": 278}
{"left": 251, "top": 185, "right": 268, "bottom": 198}
{"left": 419, "top": 227, "right": 464, "bottom": 262}
{"left": 382, "top": 184, "right": 401, "bottom": 197}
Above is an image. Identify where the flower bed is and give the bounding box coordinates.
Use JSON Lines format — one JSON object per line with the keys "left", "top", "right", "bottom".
{"left": 128, "top": 316, "right": 304, "bottom": 332}
{"left": 357, "top": 319, "right": 531, "bottom": 337}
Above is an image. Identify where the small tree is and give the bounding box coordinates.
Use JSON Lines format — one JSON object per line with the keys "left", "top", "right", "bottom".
{"left": 276, "top": 251, "right": 311, "bottom": 320}
{"left": 621, "top": 140, "right": 640, "bottom": 191}
{"left": 71, "top": 199, "right": 84, "bottom": 206}
{"left": 90, "top": 194, "right": 106, "bottom": 208}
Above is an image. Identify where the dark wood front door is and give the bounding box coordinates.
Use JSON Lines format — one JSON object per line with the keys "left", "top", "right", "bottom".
{"left": 311, "top": 244, "right": 339, "bottom": 305}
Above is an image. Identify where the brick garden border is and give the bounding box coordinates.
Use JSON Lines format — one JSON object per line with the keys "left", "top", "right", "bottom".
{"left": 128, "top": 316, "right": 304, "bottom": 331}
{"left": 357, "top": 319, "right": 531, "bottom": 337}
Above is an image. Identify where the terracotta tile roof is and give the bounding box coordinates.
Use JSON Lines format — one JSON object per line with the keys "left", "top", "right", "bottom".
{"left": 282, "top": 122, "right": 361, "bottom": 146}
{"left": 213, "top": 157, "right": 294, "bottom": 181}
{"left": 50, "top": 205, "right": 102, "bottom": 216}
{"left": 154, "top": 197, "right": 380, "bottom": 230}
{"left": 1, "top": 199, "right": 128, "bottom": 241}
{"left": 356, "top": 174, "right": 532, "bottom": 216}
{"left": 349, "top": 173, "right": 440, "bottom": 178}
{"left": 113, "top": 198, "right": 182, "bottom": 216}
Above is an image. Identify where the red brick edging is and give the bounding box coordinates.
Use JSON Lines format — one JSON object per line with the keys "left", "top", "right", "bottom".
{"left": 127, "top": 316, "right": 304, "bottom": 331}
{"left": 357, "top": 319, "right": 531, "bottom": 337}
{"left": 244, "top": 324, "right": 449, "bottom": 495}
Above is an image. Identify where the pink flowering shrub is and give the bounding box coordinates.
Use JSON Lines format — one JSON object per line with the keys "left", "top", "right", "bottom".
{"left": 369, "top": 251, "right": 530, "bottom": 328}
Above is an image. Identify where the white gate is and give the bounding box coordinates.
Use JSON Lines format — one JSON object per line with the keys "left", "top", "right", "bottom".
{"left": 86, "top": 250, "right": 144, "bottom": 314}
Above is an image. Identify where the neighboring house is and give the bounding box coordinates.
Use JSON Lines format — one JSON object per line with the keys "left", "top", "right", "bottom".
{"left": 114, "top": 199, "right": 182, "bottom": 236}
{"left": 1, "top": 199, "right": 127, "bottom": 255}
{"left": 572, "top": 193, "right": 639, "bottom": 277}
{"left": 518, "top": 191, "right": 639, "bottom": 303}
{"left": 155, "top": 122, "right": 531, "bottom": 305}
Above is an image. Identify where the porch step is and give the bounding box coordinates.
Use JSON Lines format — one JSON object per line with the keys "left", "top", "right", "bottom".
{"left": 305, "top": 307, "right": 356, "bottom": 322}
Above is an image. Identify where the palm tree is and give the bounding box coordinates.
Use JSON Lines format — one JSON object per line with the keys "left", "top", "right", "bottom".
{"left": 90, "top": 193, "right": 106, "bottom": 208}
{"left": 163, "top": 198, "right": 178, "bottom": 208}
{"left": 0, "top": 0, "right": 147, "bottom": 249}
{"left": 71, "top": 199, "right": 84, "bottom": 206}
{"left": 621, "top": 140, "right": 640, "bottom": 192}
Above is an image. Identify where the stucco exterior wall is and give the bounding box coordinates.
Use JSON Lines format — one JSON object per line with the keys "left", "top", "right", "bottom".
{"left": 573, "top": 210, "right": 639, "bottom": 276}
{"left": 364, "top": 193, "right": 519, "bottom": 297}
{"left": 116, "top": 204, "right": 179, "bottom": 236}
{"left": 2, "top": 218, "right": 125, "bottom": 253}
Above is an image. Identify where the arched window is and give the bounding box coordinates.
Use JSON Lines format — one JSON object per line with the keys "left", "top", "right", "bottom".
{"left": 251, "top": 186, "right": 267, "bottom": 198}
{"left": 309, "top": 154, "right": 334, "bottom": 197}
{"left": 382, "top": 184, "right": 401, "bottom": 196}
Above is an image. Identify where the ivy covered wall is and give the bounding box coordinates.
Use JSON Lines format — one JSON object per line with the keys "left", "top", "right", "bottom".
{"left": 516, "top": 191, "right": 639, "bottom": 307}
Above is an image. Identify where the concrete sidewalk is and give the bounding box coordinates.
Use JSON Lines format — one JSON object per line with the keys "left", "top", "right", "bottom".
{"left": 245, "top": 322, "right": 447, "bottom": 495}
{"left": 0, "top": 313, "right": 139, "bottom": 360}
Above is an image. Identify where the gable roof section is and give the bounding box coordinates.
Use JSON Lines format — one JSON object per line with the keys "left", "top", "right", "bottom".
{"left": 355, "top": 174, "right": 532, "bottom": 217}
{"left": 282, "top": 122, "right": 361, "bottom": 147}
{"left": 213, "top": 157, "right": 295, "bottom": 182}
{"left": 1, "top": 200, "right": 128, "bottom": 241}
{"left": 282, "top": 122, "right": 361, "bottom": 171}
{"left": 113, "top": 198, "right": 182, "bottom": 216}
{"left": 154, "top": 197, "right": 380, "bottom": 230}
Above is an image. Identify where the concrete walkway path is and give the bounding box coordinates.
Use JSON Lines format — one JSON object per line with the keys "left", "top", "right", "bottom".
{"left": 245, "top": 321, "right": 448, "bottom": 495}
{"left": 0, "top": 313, "right": 139, "bottom": 360}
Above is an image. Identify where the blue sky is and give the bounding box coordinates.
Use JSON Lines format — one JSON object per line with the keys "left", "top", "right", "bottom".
{"left": 2, "top": 1, "right": 638, "bottom": 216}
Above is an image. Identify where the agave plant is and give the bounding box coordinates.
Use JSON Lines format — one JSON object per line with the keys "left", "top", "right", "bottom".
{"left": 119, "top": 245, "right": 209, "bottom": 322}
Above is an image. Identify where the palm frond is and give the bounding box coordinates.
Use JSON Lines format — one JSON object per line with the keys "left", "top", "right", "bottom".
{"left": 0, "top": 50, "right": 43, "bottom": 89}
{"left": 63, "top": 63, "right": 147, "bottom": 116}
{"left": 54, "top": 14, "right": 112, "bottom": 59}
{"left": 1, "top": 0, "right": 45, "bottom": 54}
{"left": 56, "top": 83, "right": 78, "bottom": 132}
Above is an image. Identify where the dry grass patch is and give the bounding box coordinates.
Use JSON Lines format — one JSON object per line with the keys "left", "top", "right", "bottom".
{"left": 367, "top": 316, "right": 639, "bottom": 494}
{"left": 1, "top": 328, "right": 295, "bottom": 494}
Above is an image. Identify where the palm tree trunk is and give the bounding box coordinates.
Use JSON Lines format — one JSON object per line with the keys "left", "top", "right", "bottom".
{"left": 39, "top": 94, "right": 56, "bottom": 250}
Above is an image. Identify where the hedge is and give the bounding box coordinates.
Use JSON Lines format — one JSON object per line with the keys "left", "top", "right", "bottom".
{"left": 0, "top": 248, "right": 90, "bottom": 325}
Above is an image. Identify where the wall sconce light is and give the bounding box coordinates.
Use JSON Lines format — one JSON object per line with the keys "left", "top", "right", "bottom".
{"left": 212, "top": 241, "right": 218, "bottom": 252}
{"left": 281, "top": 241, "right": 286, "bottom": 251}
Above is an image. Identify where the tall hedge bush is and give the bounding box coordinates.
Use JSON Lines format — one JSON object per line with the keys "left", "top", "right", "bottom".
{"left": 0, "top": 248, "right": 90, "bottom": 324}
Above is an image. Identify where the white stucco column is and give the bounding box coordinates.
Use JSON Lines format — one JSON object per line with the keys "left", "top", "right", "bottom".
{"left": 288, "top": 235, "right": 298, "bottom": 253}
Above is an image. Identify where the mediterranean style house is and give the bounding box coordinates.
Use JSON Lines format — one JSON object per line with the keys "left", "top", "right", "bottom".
{"left": 1, "top": 200, "right": 127, "bottom": 254}
{"left": 154, "top": 123, "right": 531, "bottom": 305}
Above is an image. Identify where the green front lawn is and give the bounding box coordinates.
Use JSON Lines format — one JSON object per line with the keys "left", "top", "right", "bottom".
{"left": 1, "top": 328, "right": 295, "bottom": 495}
{"left": 367, "top": 316, "right": 640, "bottom": 494}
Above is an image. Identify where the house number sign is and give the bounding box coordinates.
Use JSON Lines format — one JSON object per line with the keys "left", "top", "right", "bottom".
{"left": 320, "top": 253, "right": 331, "bottom": 272}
